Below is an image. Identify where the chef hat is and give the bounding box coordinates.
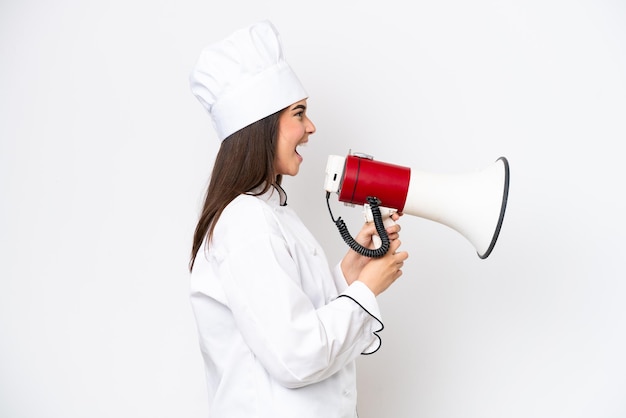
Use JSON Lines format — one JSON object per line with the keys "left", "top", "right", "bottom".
{"left": 190, "top": 20, "right": 308, "bottom": 141}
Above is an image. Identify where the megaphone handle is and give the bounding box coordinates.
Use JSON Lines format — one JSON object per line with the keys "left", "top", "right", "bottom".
{"left": 326, "top": 194, "right": 391, "bottom": 258}
{"left": 372, "top": 217, "right": 397, "bottom": 248}
{"left": 363, "top": 204, "right": 398, "bottom": 248}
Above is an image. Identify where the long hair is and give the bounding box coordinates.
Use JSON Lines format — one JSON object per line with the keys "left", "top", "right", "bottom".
{"left": 189, "top": 109, "right": 283, "bottom": 271}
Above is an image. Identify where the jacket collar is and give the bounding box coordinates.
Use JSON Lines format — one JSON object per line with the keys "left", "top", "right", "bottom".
{"left": 248, "top": 183, "right": 288, "bottom": 206}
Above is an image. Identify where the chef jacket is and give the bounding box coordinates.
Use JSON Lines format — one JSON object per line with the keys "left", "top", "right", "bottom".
{"left": 190, "top": 184, "right": 384, "bottom": 418}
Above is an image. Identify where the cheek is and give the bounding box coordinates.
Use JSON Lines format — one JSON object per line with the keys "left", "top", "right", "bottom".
{"left": 279, "top": 126, "right": 304, "bottom": 148}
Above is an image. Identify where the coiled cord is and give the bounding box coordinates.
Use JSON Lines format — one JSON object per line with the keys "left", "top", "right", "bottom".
{"left": 326, "top": 193, "right": 390, "bottom": 258}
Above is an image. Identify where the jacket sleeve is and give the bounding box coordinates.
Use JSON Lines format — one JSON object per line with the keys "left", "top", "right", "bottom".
{"left": 331, "top": 263, "right": 384, "bottom": 354}
{"left": 211, "top": 200, "right": 383, "bottom": 388}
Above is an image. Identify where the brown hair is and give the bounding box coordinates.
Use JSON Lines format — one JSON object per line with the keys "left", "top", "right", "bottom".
{"left": 189, "top": 109, "right": 283, "bottom": 271}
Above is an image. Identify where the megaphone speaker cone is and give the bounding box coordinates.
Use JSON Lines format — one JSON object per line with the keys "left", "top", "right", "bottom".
{"left": 403, "top": 157, "right": 510, "bottom": 258}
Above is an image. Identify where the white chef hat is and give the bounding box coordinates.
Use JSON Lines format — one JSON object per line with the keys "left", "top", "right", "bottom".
{"left": 190, "top": 20, "right": 308, "bottom": 141}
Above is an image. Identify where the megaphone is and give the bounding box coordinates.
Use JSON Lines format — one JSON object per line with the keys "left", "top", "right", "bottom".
{"left": 324, "top": 152, "right": 510, "bottom": 259}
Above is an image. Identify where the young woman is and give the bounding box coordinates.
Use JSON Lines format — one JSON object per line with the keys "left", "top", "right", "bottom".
{"left": 189, "top": 21, "right": 409, "bottom": 418}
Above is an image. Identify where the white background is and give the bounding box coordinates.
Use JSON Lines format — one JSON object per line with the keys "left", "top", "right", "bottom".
{"left": 1, "top": 1, "right": 625, "bottom": 417}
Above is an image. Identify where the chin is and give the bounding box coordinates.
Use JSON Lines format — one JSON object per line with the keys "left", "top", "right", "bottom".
{"left": 290, "top": 163, "right": 302, "bottom": 176}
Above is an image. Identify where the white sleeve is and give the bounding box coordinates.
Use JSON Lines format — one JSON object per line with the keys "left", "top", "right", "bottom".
{"left": 213, "top": 204, "right": 383, "bottom": 388}
{"left": 331, "top": 263, "right": 384, "bottom": 354}
{"left": 331, "top": 262, "right": 348, "bottom": 293}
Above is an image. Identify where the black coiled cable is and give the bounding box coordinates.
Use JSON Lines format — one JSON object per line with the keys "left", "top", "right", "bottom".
{"left": 326, "top": 193, "right": 390, "bottom": 258}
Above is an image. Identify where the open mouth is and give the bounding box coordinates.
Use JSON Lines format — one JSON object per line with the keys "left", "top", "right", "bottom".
{"left": 296, "top": 142, "right": 307, "bottom": 156}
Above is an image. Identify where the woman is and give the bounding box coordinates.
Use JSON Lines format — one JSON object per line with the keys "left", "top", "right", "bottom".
{"left": 189, "top": 21, "right": 409, "bottom": 418}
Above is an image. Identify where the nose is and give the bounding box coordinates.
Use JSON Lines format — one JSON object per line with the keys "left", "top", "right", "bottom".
{"left": 306, "top": 116, "right": 316, "bottom": 135}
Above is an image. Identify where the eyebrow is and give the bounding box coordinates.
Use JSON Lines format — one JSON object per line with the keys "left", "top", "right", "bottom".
{"left": 291, "top": 104, "right": 306, "bottom": 111}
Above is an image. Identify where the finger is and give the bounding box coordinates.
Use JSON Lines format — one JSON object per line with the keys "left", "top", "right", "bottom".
{"left": 395, "top": 251, "right": 409, "bottom": 262}
{"left": 357, "top": 222, "right": 377, "bottom": 239}
{"left": 388, "top": 239, "right": 402, "bottom": 254}
{"left": 387, "top": 233, "right": 400, "bottom": 241}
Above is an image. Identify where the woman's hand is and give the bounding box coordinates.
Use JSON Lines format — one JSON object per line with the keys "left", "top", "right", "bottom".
{"left": 357, "top": 238, "right": 409, "bottom": 296}
{"left": 340, "top": 212, "right": 404, "bottom": 285}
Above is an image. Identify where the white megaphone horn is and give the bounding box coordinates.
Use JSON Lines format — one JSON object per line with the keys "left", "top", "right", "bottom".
{"left": 324, "top": 152, "right": 510, "bottom": 259}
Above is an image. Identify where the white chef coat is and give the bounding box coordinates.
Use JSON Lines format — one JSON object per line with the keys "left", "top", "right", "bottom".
{"left": 190, "top": 184, "right": 384, "bottom": 418}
